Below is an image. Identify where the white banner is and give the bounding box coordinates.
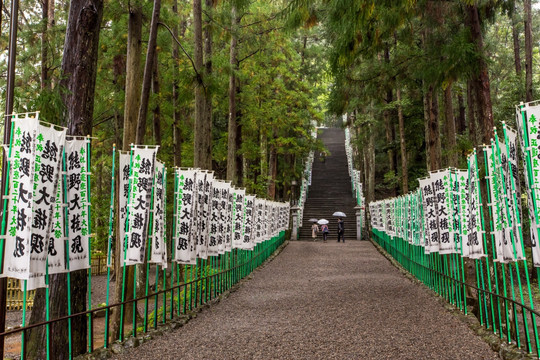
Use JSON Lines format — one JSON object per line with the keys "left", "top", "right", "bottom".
{"left": 419, "top": 177, "right": 438, "bottom": 253}
{"left": 118, "top": 152, "right": 130, "bottom": 265}
{"left": 241, "top": 195, "right": 255, "bottom": 250}
{"left": 466, "top": 152, "right": 485, "bottom": 259}
{"left": 150, "top": 161, "right": 166, "bottom": 266}
{"left": 175, "top": 169, "right": 197, "bottom": 264}
{"left": 517, "top": 105, "right": 540, "bottom": 266}
{"left": 66, "top": 137, "right": 91, "bottom": 271}
{"left": 232, "top": 188, "right": 245, "bottom": 249}
{"left": 125, "top": 147, "right": 157, "bottom": 265}
{"left": 48, "top": 173, "right": 67, "bottom": 274}
{"left": 3, "top": 116, "right": 39, "bottom": 280}
{"left": 29, "top": 124, "right": 66, "bottom": 275}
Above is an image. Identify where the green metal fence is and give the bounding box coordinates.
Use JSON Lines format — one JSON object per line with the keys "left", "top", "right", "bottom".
{"left": 0, "top": 231, "right": 286, "bottom": 359}
{"left": 372, "top": 229, "right": 540, "bottom": 358}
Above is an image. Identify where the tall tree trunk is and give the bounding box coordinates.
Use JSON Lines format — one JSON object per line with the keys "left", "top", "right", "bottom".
{"left": 267, "top": 130, "right": 277, "bottom": 200}
{"left": 28, "top": 1, "right": 103, "bottom": 358}
{"left": 112, "top": 3, "right": 142, "bottom": 341}
{"left": 41, "top": 0, "right": 49, "bottom": 89}
{"left": 136, "top": 0, "right": 161, "bottom": 144}
{"left": 467, "top": 80, "right": 477, "bottom": 146}
{"left": 367, "top": 123, "right": 376, "bottom": 203}
{"left": 397, "top": 88, "right": 408, "bottom": 194}
{"left": 202, "top": 0, "right": 213, "bottom": 169}
{"left": 172, "top": 0, "right": 183, "bottom": 167}
{"left": 152, "top": 52, "right": 161, "bottom": 145}
{"left": 226, "top": 4, "right": 239, "bottom": 184}
{"left": 260, "top": 126, "right": 268, "bottom": 189}
{"left": 425, "top": 85, "right": 441, "bottom": 171}
{"left": 121, "top": 6, "right": 142, "bottom": 149}
{"left": 511, "top": 7, "right": 522, "bottom": 75}
{"left": 193, "top": 0, "right": 207, "bottom": 168}
{"left": 457, "top": 92, "right": 466, "bottom": 135}
{"left": 524, "top": 0, "right": 533, "bottom": 102}
{"left": 444, "top": 83, "right": 457, "bottom": 167}
{"left": 466, "top": 4, "right": 494, "bottom": 144}
{"left": 383, "top": 45, "right": 396, "bottom": 196}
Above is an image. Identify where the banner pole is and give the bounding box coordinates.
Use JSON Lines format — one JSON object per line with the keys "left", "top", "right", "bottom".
{"left": 518, "top": 106, "right": 540, "bottom": 357}
{"left": 119, "top": 145, "right": 135, "bottom": 341}
{"left": 170, "top": 170, "right": 177, "bottom": 318}
{"left": 503, "top": 122, "right": 539, "bottom": 353}
{"left": 143, "top": 163, "right": 157, "bottom": 333}
{"left": 484, "top": 145, "right": 510, "bottom": 341}
{"left": 493, "top": 134, "right": 523, "bottom": 347}
{"left": 85, "top": 138, "right": 93, "bottom": 353}
{"left": 104, "top": 145, "right": 116, "bottom": 348}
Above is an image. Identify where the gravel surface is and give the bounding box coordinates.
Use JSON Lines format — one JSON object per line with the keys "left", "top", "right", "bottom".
{"left": 113, "top": 241, "right": 499, "bottom": 360}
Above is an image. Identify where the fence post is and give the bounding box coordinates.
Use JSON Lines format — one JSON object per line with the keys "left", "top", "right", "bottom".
{"left": 290, "top": 205, "right": 300, "bottom": 240}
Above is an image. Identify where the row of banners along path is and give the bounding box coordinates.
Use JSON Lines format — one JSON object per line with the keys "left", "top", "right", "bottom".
{"left": 113, "top": 241, "right": 498, "bottom": 359}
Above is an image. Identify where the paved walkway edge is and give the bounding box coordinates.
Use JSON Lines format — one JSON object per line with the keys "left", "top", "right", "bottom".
{"left": 369, "top": 237, "right": 533, "bottom": 360}
{"left": 77, "top": 240, "right": 291, "bottom": 360}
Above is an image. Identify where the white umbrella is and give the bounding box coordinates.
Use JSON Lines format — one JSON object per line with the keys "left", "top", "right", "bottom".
{"left": 308, "top": 218, "right": 319, "bottom": 223}
{"left": 332, "top": 211, "right": 346, "bottom": 217}
{"left": 317, "top": 219, "right": 329, "bottom": 225}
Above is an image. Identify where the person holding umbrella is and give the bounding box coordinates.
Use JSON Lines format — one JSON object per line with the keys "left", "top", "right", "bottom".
{"left": 311, "top": 221, "right": 319, "bottom": 240}
{"left": 318, "top": 219, "right": 329, "bottom": 242}
{"left": 333, "top": 211, "right": 346, "bottom": 243}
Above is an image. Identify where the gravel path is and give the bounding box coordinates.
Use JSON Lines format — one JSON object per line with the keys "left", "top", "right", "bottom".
{"left": 113, "top": 241, "right": 499, "bottom": 360}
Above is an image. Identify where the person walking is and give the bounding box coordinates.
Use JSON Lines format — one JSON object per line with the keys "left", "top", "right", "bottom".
{"left": 320, "top": 223, "right": 329, "bottom": 242}
{"left": 311, "top": 222, "right": 319, "bottom": 241}
{"left": 337, "top": 218, "right": 345, "bottom": 242}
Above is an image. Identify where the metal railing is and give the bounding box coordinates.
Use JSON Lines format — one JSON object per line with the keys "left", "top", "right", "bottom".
{"left": 372, "top": 229, "right": 540, "bottom": 358}
{"left": 0, "top": 232, "right": 286, "bottom": 359}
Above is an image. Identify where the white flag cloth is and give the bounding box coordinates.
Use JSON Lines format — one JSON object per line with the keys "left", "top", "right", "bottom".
{"left": 150, "top": 161, "right": 167, "bottom": 266}
{"left": 241, "top": 195, "right": 255, "bottom": 250}
{"left": 516, "top": 105, "right": 540, "bottom": 266}
{"left": 3, "top": 116, "right": 39, "bottom": 280}
{"left": 174, "top": 169, "right": 197, "bottom": 264}
{"left": 419, "top": 176, "right": 438, "bottom": 254}
{"left": 125, "top": 147, "right": 157, "bottom": 265}
{"left": 66, "top": 137, "right": 92, "bottom": 271}
{"left": 48, "top": 173, "right": 67, "bottom": 274}
{"left": 118, "top": 152, "right": 130, "bottom": 266}
{"left": 464, "top": 153, "right": 485, "bottom": 258}
{"left": 485, "top": 145, "right": 515, "bottom": 263}
{"left": 232, "top": 189, "right": 246, "bottom": 249}
{"left": 29, "top": 123, "right": 66, "bottom": 275}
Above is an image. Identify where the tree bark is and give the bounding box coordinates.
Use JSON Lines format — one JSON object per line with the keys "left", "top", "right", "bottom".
{"left": 466, "top": 4, "right": 494, "bottom": 144}
{"left": 193, "top": 0, "right": 208, "bottom": 168}
{"left": 136, "top": 0, "right": 161, "bottom": 144}
{"left": 511, "top": 7, "right": 522, "bottom": 75}
{"left": 425, "top": 85, "right": 441, "bottom": 171}
{"left": 152, "top": 51, "right": 161, "bottom": 146}
{"left": 112, "top": 2, "right": 142, "bottom": 341}
{"left": 444, "top": 83, "right": 457, "bottom": 167}
{"left": 367, "top": 123, "right": 376, "bottom": 203}
{"left": 28, "top": 1, "right": 103, "bottom": 358}
{"left": 524, "top": 0, "right": 533, "bottom": 102}
{"left": 267, "top": 134, "right": 277, "bottom": 200}
{"left": 172, "top": 0, "right": 183, "bottom": 167}
{"left": 121, "top": 5, "right": 142, "bottom": 150}
{"left": 41, "top": 0, "right": 49, "bottom": 89}
{"left": 202, "top": 0, "right": 213, "bottom": 169}
{"left": 226, "top": 4, "right": 239, "bottom": 185}
{"left": 467, "top": 80, "right": 477, "bottom": 146}
{"left": 397, "top": 88, "right": 408, "bottom": 194}
{"left": 457, "top": 92, "right": 466, "bottom": 135}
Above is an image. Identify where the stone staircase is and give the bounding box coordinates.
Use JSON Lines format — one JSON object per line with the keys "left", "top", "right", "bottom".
{"left": 298, "top": 128, "right": 358, "bottom": 240}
